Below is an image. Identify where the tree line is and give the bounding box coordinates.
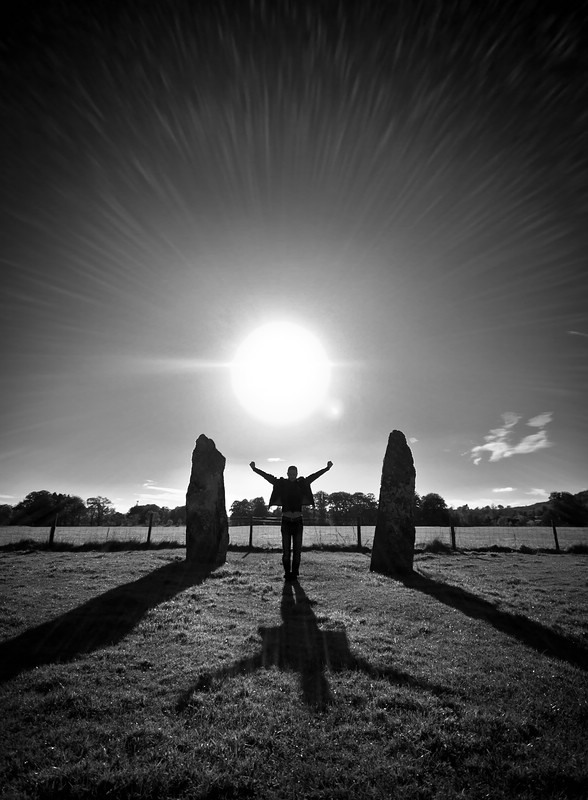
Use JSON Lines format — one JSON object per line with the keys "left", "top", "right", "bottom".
{"left": 446, "top": 491, "right": 588, "bottom": 527}
{"left": 230, "top": 490, "right": 588, "bottom": 527}
{"left": 229, "top": 491, "right": 380, "bottom": 525}
{"left": 1, "top": 488, "right": 587, "bottom": 528}
{"left": 0, "top": 492, "right": 187, "bottom": 528}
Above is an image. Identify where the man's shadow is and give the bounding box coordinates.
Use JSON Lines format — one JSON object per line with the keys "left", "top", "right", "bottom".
{"left": 400, "top": 570, "right": 588, "bottom": 672}
{"left": 0, "top": 559, "right": 215, "bottom": 683}
{"left": 177, "top": 581, "right": 450, "bottom": 712}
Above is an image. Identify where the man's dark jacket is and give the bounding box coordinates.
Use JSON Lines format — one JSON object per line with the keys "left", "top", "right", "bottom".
{"left": 254, "top": 468, "right": 327, "bottom": 508}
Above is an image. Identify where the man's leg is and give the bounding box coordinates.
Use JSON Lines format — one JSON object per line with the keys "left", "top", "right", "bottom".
{"left": 281, "top": 521, "right": 292, "bottom": 578}
{"left": 291, "top": 520, "right": 303, "bottom": 579}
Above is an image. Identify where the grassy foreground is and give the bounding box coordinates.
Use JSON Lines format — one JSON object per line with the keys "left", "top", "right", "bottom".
{"left": 1, "top": 549, "right": 587, "bottom": 799}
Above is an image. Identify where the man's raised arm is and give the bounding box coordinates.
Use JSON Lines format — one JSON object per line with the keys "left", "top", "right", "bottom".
{"left": 249, "top": 462, "right": 277, "bottom": 484}
{"left": 306, "top": 461, "right": 333, "bottom": 484}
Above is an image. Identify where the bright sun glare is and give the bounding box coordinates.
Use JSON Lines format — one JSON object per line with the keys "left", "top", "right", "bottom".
{"left": 230, "top": 322, "right": 331, "bottom": 425}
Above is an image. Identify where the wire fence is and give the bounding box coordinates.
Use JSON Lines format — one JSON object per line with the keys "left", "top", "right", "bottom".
{"left": 227, "top": 522, "right": 587, "bottom": 551}
{"left": 1, "top": 522, "right": 586, "bottom": 551}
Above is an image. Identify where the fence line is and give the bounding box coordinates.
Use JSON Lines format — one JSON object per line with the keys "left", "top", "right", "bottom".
{"left": 229, "top": 520, "right": 586, "bottom": 551}
{"left": 0, "top": 522, "right": 586, "bottom": 551}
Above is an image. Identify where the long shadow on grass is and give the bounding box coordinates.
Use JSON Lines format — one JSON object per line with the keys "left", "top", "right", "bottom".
{"left": 177, "top": 581, "right": 450, "bottom": 712}
{"left": 401, "top": 570, "right": 588, "bottom": 671}
{"left": 0, "top": 559, "right": 215, "bottom": 682}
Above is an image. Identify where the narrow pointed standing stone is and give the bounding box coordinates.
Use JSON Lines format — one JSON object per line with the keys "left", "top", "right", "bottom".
{"left": 185, "top": 434, "right": 229, "bottom": 567}
{"left": 370, "top": 430, "right": 416, "bottom": 576}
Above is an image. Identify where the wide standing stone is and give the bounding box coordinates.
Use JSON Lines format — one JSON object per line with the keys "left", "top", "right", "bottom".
{"left": 370, "top": 430, "right": 416, "bottom": 577}
{"left": 185, "top": 434, "right": 229, "bottom": 567}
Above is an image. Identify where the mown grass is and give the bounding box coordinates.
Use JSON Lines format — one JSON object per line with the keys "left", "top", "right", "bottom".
{"left": 1, "top": 550, "right": 587, "bottom": 799}
{"left": 0, "top": 539, "right": 372, "bottom": 555}
{"left": 0, "top": 539, "right": 186, "bottom": 553}
{"left": 2, "top": 536, "right": 584, "bottom": 556}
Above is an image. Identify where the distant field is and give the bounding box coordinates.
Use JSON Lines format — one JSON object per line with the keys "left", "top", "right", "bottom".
{"left": 0, "top": 550, "right": 586, "bottom": 799}
{"left": 1, "top": 524, "right": 586, "bottom": 551}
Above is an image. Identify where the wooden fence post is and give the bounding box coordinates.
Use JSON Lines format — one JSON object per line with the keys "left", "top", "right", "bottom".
{"left": 249, "top": 516, "right": 254, "bottom": 549}
{"left": 551, "top": 520, "right": 560, "bottom": 552}
{"left": 450, "top": 525, "right": 456, "bottom": 551}
{"left": 48, "top": 514, "right": 57, "bottom": 546}
{"left": 356, "top": 517, "right": 362, "bottom": 551}
{"left": 147, "top": 512, "right": 154, "bottom": 545}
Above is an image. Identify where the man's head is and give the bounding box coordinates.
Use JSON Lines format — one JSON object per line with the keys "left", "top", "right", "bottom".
{"left": 287, "top": 465, "right": 298, "bottom": 481}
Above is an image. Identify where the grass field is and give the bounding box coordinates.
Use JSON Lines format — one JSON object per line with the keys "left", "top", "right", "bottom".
{"left": 1, "top": 549, "right": 587, "bottom": 799}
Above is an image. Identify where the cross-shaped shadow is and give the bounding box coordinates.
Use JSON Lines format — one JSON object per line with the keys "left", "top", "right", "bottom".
{"left": 0, "top": 559, "right": 215, "bottom": 683}
{"left": 177, "top": 581, "right": 450, "bottom": 711}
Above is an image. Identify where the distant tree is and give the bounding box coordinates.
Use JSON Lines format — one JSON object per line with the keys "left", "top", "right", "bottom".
{"left": 543, "top": 492, "right": 588, "bottom": 526}
{"left": 127, "top": 504, "right": 162, "bottom": 526}
{"left": 86, "top": 496, "right": 114, "bottom": 525}
{"left": 107, "top": 511, "right": 129, "bottom": 526}
{"left": 0, "top": 505, "right": 12, "bottom": 525}
{"left": 158, "top": 506, "right": 171, "bottom": 526}
{"left": 169, "top": 506, "right": 186, "bottom": 526}
{"left": 350, "top": 492, "right": 378, "bottom": 524}
{"left": 11, "top": 491, "right": 85, "bottom": 526}
{"left": 250, "top": 497, "right": 268, "bottom": 518}
{"left": 57, "top": 495, "right": 87, "bottom": 525}
{"left": 10, "top": 491, "right": 54, "bottom": 525}
{"left": 229, "top": 499, "right": 252, "bottom": 520}
{"left": 314, "top": 491, "right": 329, "bottom": 525}
{"left": 576, "top": 490, "right": 588, "bottom": 510}
{"left": 327, "top": 491, "right": 356, "bottom": 524}
{"left": 419, "top": 493, "right": 452, "bottom": 526}
{"left": 454, "top": 504, "right": 485, "bottom": 525}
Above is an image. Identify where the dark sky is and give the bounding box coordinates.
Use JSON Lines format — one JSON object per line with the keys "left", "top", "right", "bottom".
{"left": 1, "top": 0, "right": 587, "bottom": 511}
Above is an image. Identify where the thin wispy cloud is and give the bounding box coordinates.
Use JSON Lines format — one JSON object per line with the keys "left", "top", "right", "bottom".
{"left": 567, "top": 330, "right": 588, "bottom": 338}
{"left": 527, "top": 488, "right": 548, "bottom": 497}
{"left": 136, "top": 494, "right": 184, "bottom": 506}
{"left": 493, "top": 487, "right": 515, "bottom": 493}
{"left": 142, "top": 482, "right": 183, "bottom": 494}
{"left": 136, "top": 480, "right": 184, "bottom": 506}
{"left": 471, "top": 412, "right": 553, "bottom": 465}
{"left": 267, "top": 458, "right": 284, "bottom": 462}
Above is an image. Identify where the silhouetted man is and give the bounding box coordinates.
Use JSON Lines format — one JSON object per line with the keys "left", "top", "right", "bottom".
{"left": 250, "top": 460, "right": 333, "bottom": 580}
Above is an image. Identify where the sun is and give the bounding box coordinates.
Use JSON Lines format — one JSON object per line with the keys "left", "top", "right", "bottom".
{"left": 230, "top": 322, "right": 331, "bottom": 425}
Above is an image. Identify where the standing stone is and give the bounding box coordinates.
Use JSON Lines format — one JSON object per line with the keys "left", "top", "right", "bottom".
{"left": 370, "top": 430, "right": 416, "bottom": 577}
{"left": 186, "top": 434, "right": 229, "bottom": 567}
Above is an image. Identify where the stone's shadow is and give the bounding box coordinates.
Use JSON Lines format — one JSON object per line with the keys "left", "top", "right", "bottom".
{"left": 401, "top": 571, "right": 588, "bottom": 672}
{"left": 0, "top": 560, "right": 215, "bottom": 682}
{"left": 177, "top": 581, "right": 449, "bottom": 712}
